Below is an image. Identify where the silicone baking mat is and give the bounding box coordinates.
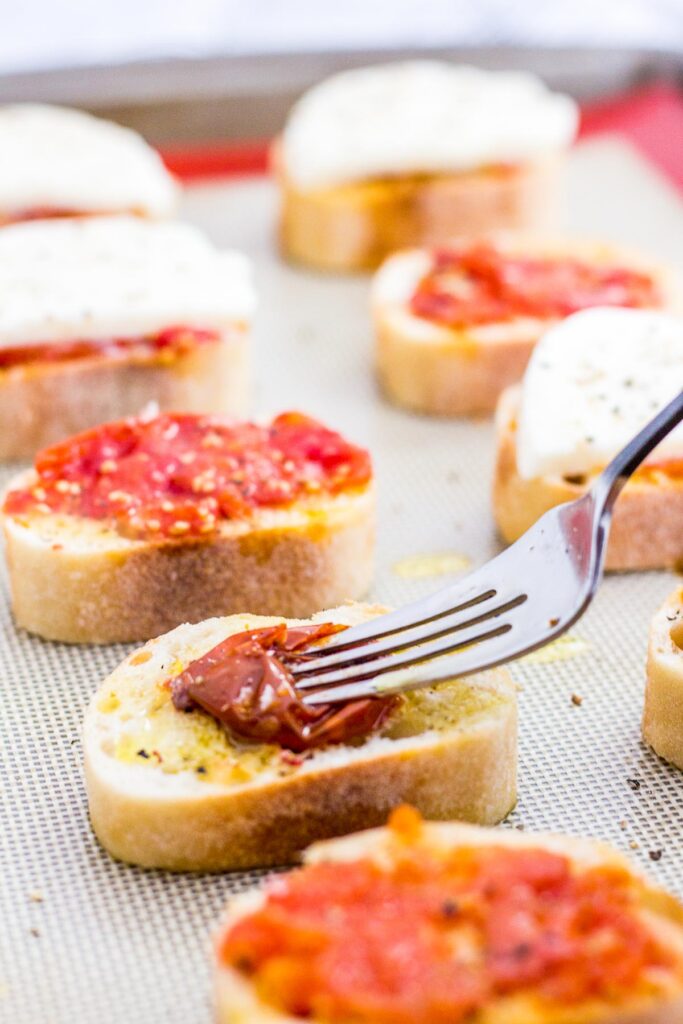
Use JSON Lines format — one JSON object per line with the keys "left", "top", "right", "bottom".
{"left": 1, "top": 135, "right": 682, "bottom": 1023}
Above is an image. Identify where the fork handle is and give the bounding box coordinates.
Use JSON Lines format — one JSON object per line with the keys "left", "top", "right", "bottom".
{"left": 592, "top": 389, "right": 683, "bottom": 513}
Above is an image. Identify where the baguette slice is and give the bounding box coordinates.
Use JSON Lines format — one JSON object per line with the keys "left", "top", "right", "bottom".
{"left": 493, "top": 386, "right": 683, "bottom": 571}
{"left": 277, "top": 145, "right": 560, "bottom": 272}
{"left": 215, "top": 812, "right": 683, "bottom": 1024}
{"left": 0, "top": 103, "right": 178, "bottom": 221}
{"left": 643, "top": 589, "right": 683, "bottom": 769}
{"left": 373, "top": 238, "right": 677, "bottom": 417}
{"left": 0, "top": 216, "right": 254, "bottom": 459}
{"left": 3, "top": 475, "right": 375, "bottom": 645}
{"left": 84, "top": 603, "right": 517, "bottom": 871}
{"left": 0, "top": 329, "right": 248, "bottom": 461}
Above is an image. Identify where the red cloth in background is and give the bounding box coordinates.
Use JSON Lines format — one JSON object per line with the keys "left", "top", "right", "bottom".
{"left": 579, "top": 83, "right": 683, "bottom": 191}
{"left": 161, "top": 84, "right": 683, "bottom": 190}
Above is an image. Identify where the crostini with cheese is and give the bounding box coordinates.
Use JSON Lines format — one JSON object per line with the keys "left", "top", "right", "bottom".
{"left": 493, "top": 307, "right": 683, "bottom": 570}
{"left": 0, "top": 103, "right": 177, "bottom": 224}
{"left": 0, "top": 216, "right": 254, "bottom": 459}
{"left": 276, "top": 62, "right": 577, "bottom": 271}
{"left": 215, "top": 806, "right": 683, "bottom": 1023}
{"left": 374, "top": 236, "right": 676, "bottom": 417}
{"left": 643, "top": 589, "right": 683, "bottom": 770}
{"left": 2, "top": 411, "right": 375, "bottom": 643}
{"left": 84, "top": 606, "right": 517, "bottom": 871}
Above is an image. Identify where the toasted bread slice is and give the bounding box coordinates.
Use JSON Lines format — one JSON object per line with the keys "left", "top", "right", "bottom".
{"left": 643, "top": 589, "right": 683, "bottom": 770}
{"left": 215, "top": 814, "right": 683, "bottom": 1024}
{"left": 276, "top": 140, "right": 560, "bottom": 272}
{"left": 493, "top": 386, "right": 683, "bottom": 571}
{"left": 373, "top": 238, "right": 677, "bottom": 417}
{"left": 0, "top": 216, "right": 255, "bottom": 459}
{"left": 3, "top": 478, "right": 375, "bottom": 644}
{"left": 0, "top": 329, "right": 248, "bottom": 461}
{"left": 83, "top": 604, "right": 517, "bottom": 871}
{"left": 0, "top": 103, "right": 178, "bottom": 222}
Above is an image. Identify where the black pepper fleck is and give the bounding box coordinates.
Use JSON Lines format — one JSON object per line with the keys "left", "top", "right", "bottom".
{"left": 441, "top": 899, "right": 459, "bottom": 919}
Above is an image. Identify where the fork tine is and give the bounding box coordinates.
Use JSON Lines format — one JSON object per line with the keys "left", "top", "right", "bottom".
{"left": 297, "top": 546, "right": 520, "bottom": 660}
{"left": 302, "top": 623, "right": 535, "bottom": 706}
{"left": 293, "top": 591, "right": 527, "bottom": 688}
{"left": 295, "top": 607, "right": 522, "bottom": 693}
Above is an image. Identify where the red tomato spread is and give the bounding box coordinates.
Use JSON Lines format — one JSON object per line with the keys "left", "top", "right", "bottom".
{"left": 3, "top": 411, "right": 372, "bottom": 540}
{"left": 221, "top": 808, "right": 673, "bottom": 1023}
{"left": 0, "top": 206, "right": 137, "bottom": 226}
{"left": 637, "top": 458, "right": 683, "bottom": 481}
{"left": 170, "top": 622, "right": 398, "bottom": 751}
{"left": 0, "top": 326, "right": 218, "bottom": 371}
{"left": 410, "top": 242, "right": 661, "bottom": 328}
{"left": 1, "top": 206, "right": 88, "bottom": 225}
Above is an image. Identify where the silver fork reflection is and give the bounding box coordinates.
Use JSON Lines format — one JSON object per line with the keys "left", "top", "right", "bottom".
{"left": 292, "top": 391, "right": 683, "bottom": 705}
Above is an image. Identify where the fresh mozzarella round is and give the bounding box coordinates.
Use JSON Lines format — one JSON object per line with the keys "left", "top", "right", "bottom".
{"left": 0, "top": 104, "right": 178, "bottom": 217}
{"left": 282, "top": 62, "right": 578, "bottom": 190}
{"left": 0, "top": 216, "right": 256, "bottom": 347}
{"left": 516, "top": 307, "right": 683, "bottom": 479}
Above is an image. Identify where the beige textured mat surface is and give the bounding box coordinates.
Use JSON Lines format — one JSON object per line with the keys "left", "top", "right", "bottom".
{"left": 1, "top": 137, "right": 682, "bottom": 1022}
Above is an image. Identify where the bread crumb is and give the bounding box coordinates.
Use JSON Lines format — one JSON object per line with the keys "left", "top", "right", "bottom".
{"left": 571, "top": 693, "right": 583, "bottom": 706}
{"left": 28, "top": 889, "right": 44, "bottom": 903}
{"left": 629, "top": 840, "right": 639, "bottom": 850}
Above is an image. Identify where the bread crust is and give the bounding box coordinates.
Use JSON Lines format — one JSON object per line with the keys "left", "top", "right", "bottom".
{"left": 83, "top": 605, "right": 517, "bottom": 871}
{"left": 373, "top": 240, "right": 678, "bottom": 417}
{"left": 375, "top": 307, "right": 536, "bottom": 417}
{"left": 643, "top": 589, "right": 683, "bottom": 769}
{"left": 493, "top": 387, "right": 683, "bottom": 571}
{"left": 0, "top": 330, "right": 248, "bottom": 462}
{"left": 274, "top": 138, "right": 561, "bottom": 272}
{"left": 214, "top": 820, "right": 683, "bottom": 1024}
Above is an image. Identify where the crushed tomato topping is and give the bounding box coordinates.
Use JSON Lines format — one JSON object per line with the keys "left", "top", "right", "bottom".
{"left": 0, "top": 206, "right": 92, "bottom": 226}
{"left": 221, "top": 810, "right": 674, "bottom": 1024}
{"left": 410, "top": 242, "right": 661, "bottom": 328}
{"left": 0, "top": 326, "right": 219, "bottom": 372}
{"left": 3, "top": 411, "right": 372, "bottom": 541}
{"left": 170, "top": 622, "right": 398, "bottom": 752}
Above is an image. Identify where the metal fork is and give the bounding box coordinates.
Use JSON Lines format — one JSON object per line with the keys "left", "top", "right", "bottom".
{"left": 295, "top": 390, "right": 683, "bottom": 706}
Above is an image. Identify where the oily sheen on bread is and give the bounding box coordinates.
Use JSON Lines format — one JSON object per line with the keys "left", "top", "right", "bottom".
{"left": 215, "top": 812, "right": 683, "bottom": 1024}
{"left": 643, "top": 589, "right": 683, "bottom": 770}
{"left": 493, "top": 386, "right": 683, "bottom": 571}
{"left": 373, "top": 238, "right": 676, "bottom": 417}
{"left": 83, "top": 604, "right": 517, "bottom": 871}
